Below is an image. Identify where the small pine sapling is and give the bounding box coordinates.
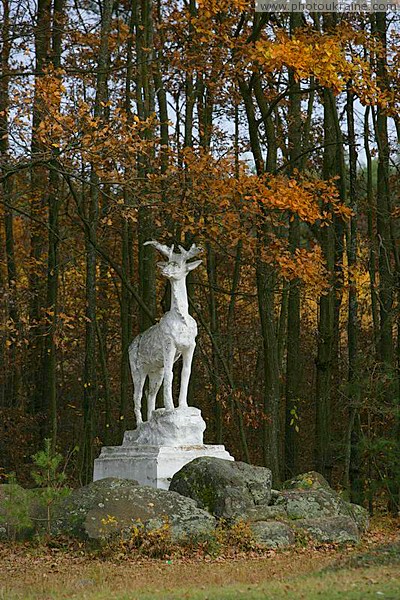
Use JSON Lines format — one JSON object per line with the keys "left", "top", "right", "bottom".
{"left": 31, "top": 439, "right": 73, "bottom": 533}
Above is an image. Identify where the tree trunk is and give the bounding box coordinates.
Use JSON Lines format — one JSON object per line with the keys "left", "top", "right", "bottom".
{"left": 135, "top": 0, "right": 156, "bottom": 333}
{"left": 206, "top": 242, "right": 222, "bottom": 443}
{"left": 364, "top": 106, "right": 380, "bottom": 353}
{"left": 285, "top": 13, "right": 303, "bottom": 478}
{"left": 315, "top": 88, "right": 337, "bottom": 481}
{"left": 239, "top": 62, "right": 281, "bottom": 482}
{"left": 29, "top": 0, "right": 52, "bottom": 414}
{"left": 41, "top": 0, "right": 64, "bottom": 448}
{"left": 374, "top": 12, "right": 397, "bottom": 513}
{"left": 375, "top": 13, "right": 394, "bottom": 372}
{"left": 0, "top": 0, "right": 20, "bottom": 407}
{"left": 118, "top": 3, "right": 137, "bottom": 436}
{"left": 80, "top": 0, "right": 113, "bottom": 483}
{"left": 345, "top": 83, "right": 363, "bottom": 503}
{"left": 256, "top": 260, "right": 281, "bottom": 481}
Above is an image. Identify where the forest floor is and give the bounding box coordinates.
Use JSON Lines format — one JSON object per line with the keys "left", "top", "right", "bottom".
{"left": 1, "top": 517, "right": 399, "bottom": 600}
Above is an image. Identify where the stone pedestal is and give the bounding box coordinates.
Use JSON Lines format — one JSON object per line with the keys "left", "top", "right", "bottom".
{"left": 93, "top": 406, "right": 234, "bottom": 489}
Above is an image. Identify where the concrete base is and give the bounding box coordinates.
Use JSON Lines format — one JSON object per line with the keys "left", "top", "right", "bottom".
{"left": 93, "top": 444, "right": 234, "bottom": 490}
{"left": 124, "top": 406, "right": 206, "bottom": 446}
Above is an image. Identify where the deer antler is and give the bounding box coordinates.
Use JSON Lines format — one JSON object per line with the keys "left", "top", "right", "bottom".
{"left": 178, "top": 243, "right": 202, "bottom": 262}
{"left": 145, "top": 240, "right": 202, "bottom": 263}
{"left": 144, "top": 240, "right": 175, "bottom": 260}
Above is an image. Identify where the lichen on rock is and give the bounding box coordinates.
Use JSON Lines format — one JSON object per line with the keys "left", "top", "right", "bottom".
{"left": 293, "top": 516, "right": 360, "bottom": 544}
{"left": 170, "top": 457, "right": 272, "bottom": 519}
{"left": 250, "top": 520, "right": 296, "bottom": 548}
{"left": 51, "top": 477, "right": 215, "bottom": 542}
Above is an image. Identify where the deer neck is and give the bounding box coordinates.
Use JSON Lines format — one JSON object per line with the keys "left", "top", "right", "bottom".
{"left": 170, "top": 277, "right": 189, "bottom": 320}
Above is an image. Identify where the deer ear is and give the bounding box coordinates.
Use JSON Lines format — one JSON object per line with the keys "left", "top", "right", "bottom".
{"left": 186, "top": 259, "right": 202, "bottom": 272}
{"left": 157, "top": 261, "right": 167, "bottom": 270}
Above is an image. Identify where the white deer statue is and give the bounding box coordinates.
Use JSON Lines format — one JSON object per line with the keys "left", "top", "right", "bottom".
{"left": 129, "top": 240, "right": 202, "bottom": 425}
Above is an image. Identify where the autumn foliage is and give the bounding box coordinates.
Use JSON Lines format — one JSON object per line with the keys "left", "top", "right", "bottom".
{"left": 0, "top": 1, "right": 399, "bottom": 511}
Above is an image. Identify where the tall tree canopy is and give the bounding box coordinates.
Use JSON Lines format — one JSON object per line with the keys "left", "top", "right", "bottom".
{"left": 0, "top": 1, "right": 399, "bottom": 511}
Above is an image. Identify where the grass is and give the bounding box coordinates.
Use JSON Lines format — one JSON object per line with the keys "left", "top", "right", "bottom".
{"left": 325, "top": 541, "right": 400, "bottom": 570}
{"left": 2, "top": 558, "right": 400, "bottom": 599}
{"left": 1, "top": 518, "right": 399, "bottom": 600}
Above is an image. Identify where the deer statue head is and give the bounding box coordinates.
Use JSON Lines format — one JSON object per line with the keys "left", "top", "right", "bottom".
{"left": 144, "top": 240, "right": 202, "bottom": 281}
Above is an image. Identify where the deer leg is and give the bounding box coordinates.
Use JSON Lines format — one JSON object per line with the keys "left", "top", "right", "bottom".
{"left": 178, "top": 344, "right": 195, "bottom": 408}
{"left": 147, "top": 369, "right": 163, "bottom": 421}
{"left": 133, "top": 371, "right": 146, "bottom": 425}
{"left": 163, "top": 343, "right": 175, "bottom": 412}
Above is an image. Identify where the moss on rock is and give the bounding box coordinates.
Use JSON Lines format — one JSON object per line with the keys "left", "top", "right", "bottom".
{"left": 282, "top": 471, "right": 331, "bottom": 491}
{"left": 250, "top": 520, "right": 295, "bottom": 548}
{"left": 170, "top": 457, "right": 272, "bottom": 519}
{"left": 51, "top": 477, "right": 215, "bottom": 542}
{"left": 293, "top": 516, "right": 360, "bottom": 544}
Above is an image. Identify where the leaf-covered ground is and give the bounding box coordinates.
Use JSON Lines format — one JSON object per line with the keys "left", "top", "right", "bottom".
{"left": 1, "top": 517, "right": 399, "bottom": 599}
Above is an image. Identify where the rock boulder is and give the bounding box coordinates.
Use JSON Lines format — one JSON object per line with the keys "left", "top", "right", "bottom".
{"left": 294, "top": 516, "right": 360, "bottom": 544}
{"left": 51, "top": 477, "right": 216, "bottom": 542}
{"left": 273, "top": 488, "right": 354, "bottom": 520}
{"left": 250, "top": 521, "right": 295, "bottom": 548}
{"left": 170, "top": 457, "right": 272, "bottom": 519}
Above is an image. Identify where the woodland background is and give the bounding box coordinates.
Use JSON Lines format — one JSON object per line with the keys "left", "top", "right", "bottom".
{"left": 0, "top": 0, "right": 399, "bottom": 512}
